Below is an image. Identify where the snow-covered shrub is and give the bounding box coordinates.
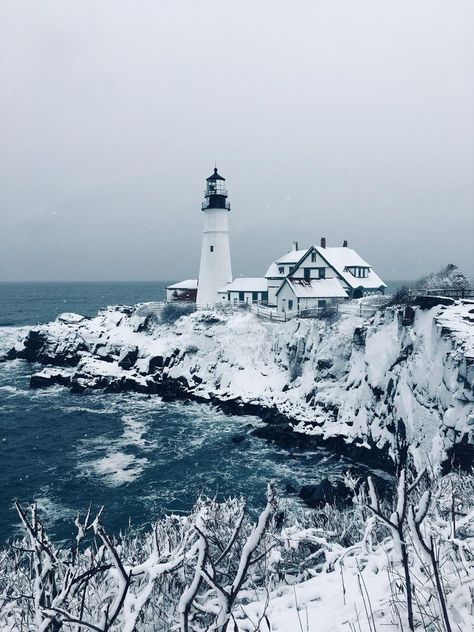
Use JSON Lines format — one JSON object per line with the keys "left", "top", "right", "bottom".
{"left": 413, "top": 263, "right": 471, "bottom": 292}
{"left": 160, "top": 303, "right": 196, "bottom": 325}
{"left": 193, "top": 311, "right": 223, "bottom": 325}
{"left": 0, "top": 487, "right": 279, "bottom": 631}
{"left": 386, "top": 285, "right": 411, "bottom": 306}
{"left": 317, "top": 304, "right": 340, "bottom": 323}
{"left": 1, "top": 473, "right": 473, "bottom": 631}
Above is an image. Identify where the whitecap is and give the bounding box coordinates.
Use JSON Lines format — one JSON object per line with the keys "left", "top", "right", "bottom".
{"left": 90, "top": 451, "right": 149, "bottom": 487}
{"left": 33, "top": 495, "right": 76, "bottom": 524}
{"left": 0, "top": 385, "right": 26, "bottom": 396}
{"left": 120, "top": 415, "right": 150, "bottom": 449}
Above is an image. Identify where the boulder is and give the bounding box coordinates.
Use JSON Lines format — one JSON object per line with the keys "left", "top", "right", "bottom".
{"left": 17, "top": 330, "right": 47, "bottom": 362}
{"left": 299, "top": 478, "right": 351, "bottom": 508}
{"left": 317, "top": 358, "right": 333, "bottom": 370}
{"left": 148, "top": 355, "right": 164, "bottom": 373}
{"left": 401, "top": 306, "right": 415, "bottom": 326}
{"left": 94, "top": 344, "right": 116, "bottom": 363}
{"left": 118, "top": 346, "right": 139, "bottom": 370}
{"left": 230, "top": 433, "right": 246, "bottom": 444}
{"left": 56, "top": 313, "right": 85, "bottom": 324}
{"left": 352, "top": 327, "right": 366, "bottom": 348}
{"left": 30, "top": 369, "right": 71, "bottom": 389}
{"left": 414, "top": 295, "right": 455, "bottom": 309}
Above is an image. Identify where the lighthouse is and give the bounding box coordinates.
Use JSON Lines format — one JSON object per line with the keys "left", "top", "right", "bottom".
{"left": 196, "top": 167, "right": 233, "bottom": 306}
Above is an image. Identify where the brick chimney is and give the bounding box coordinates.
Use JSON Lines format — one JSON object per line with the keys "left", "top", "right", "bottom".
{"left": 292, "top": 241, "right": 299, "bottom": 251}
{"left": 320, "top": 237, "right": 326, "bottom": 248}
{"left": 343, "top": 240, "right": 348, "bottom": 247}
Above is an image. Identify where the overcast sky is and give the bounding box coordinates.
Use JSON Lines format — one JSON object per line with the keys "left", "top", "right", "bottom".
{"left": 0, "top": 1, "right": 473, "bottom": 282}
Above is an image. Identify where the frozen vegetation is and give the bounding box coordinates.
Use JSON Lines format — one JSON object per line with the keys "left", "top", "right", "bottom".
{"left": 0, "top": 470, "right": 473, "bottom": 631}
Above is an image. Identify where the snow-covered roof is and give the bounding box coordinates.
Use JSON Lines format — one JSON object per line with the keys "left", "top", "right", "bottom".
{"left": 281, "top": 278, "right": 348, "bottom": 298}
{"left": 265, "top": 249, "right": 310, "bottom": 277}
{"left": 318, "top": 247, "right": 386, "bottom": 289}
{"left": 218, "top": 278, "right": 268, "bottom": 293}
{"left": 264, "top": 263, "right": 281, "bottom": 278}
{"left": 319, "top": 247, "right": 370, "bottom": 269}
{"left": 166, "top": 279, "right": 198, "bottom": 290}
{"left": 276, "top": 249, "right": 308, "bottom": 265}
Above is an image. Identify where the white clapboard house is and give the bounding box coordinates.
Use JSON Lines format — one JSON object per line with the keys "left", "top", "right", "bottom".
{"left": 271, "top": 239, "right": 386, "bottom": 314}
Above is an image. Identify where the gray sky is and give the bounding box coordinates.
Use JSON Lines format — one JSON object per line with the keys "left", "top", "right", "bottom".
{"left": 0, "top": 0, "right": 473, "bottom": 282}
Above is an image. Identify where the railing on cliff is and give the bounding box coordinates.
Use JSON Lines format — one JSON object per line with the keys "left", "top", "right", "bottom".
{"left": 165, "top": 300, "right": 384, "bottom": 322}
{"left": 407, "top": 287, "right": 474, "bottom": 300}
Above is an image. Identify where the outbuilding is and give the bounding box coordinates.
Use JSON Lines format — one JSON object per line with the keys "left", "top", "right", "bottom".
{"left": 166, "top": 279, "right": 198, "bottom": 303}
{"left": 217, "top": 278, "right": 268, "bottom": 304}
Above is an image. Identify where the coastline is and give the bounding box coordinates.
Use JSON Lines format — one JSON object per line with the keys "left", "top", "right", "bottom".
{"left": 3, "top": 299, "right": 473, "bottom": 474}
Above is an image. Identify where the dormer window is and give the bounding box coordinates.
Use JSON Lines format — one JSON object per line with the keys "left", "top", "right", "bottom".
{"left": 347, "top": 266, "right": 370, "bottom": 278}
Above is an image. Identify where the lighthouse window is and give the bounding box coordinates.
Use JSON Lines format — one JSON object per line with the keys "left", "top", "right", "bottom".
{"left": 210, "top": 245, "right": 214, "bottom": 252}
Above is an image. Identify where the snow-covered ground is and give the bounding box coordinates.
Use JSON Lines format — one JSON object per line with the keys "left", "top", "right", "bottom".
{"left": 4, "top": 299, "right": 474, "bottom": 470}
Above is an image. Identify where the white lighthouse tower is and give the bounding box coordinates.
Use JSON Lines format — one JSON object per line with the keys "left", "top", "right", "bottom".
{"left": 196, "top": 167, "right": 233, "bottom": 306}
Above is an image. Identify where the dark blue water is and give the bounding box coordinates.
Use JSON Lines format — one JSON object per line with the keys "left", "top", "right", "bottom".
{"left": 0, "top": 282, "right": 398, "bottom": 543}
{"left": 0, "top": 281, "right": 170, "bottom": 327}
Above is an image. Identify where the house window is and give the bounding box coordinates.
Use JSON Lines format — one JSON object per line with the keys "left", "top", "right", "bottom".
{"left": 210, "top": 245, "right": 214, "bottom": 252}
{"left": 318, "top": 299, "right": 327, "bottom": 308}
{"left": 239, "top": 292, "right": 244, "bottom": 301}
{"left": 318, "top": 268, "right": 325, "bottom": 279}
{"left": 252, "top": 292, "right": 258, "bottom": 301}
{"left": 278, "top": 266, "right": 285, "bottom": 274}
{"left": 311, "top": 252, "right": 317, "bottom": 263}
{"left": 261, "top": 292, "right": 268, "bottom": 302}
{"left": 288, "top": 300, "right": 293, "bottom": 311}
{"left": 304, "top": 268, "right": 311, "bottom": 280}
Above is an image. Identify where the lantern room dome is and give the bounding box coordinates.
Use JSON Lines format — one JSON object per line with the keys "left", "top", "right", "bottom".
{"left": 206, "top": 167, "right": 226, "bottom": 182}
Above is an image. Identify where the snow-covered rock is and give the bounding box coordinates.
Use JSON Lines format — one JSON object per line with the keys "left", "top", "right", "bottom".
{"left": 4, "top": 301, "right": 474, "bottom": 469}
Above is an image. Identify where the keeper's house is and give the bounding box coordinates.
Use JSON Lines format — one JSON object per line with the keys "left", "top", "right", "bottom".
{"left": 271, "top": 238, "right": 386, "bottom": 314}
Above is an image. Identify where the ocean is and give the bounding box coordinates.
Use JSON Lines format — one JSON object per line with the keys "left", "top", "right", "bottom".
{"left": 0, "top": 281, "right": 403, "bottom": 543}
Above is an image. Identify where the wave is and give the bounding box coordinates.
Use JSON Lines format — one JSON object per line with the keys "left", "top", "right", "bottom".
{"left": 87, "top": 451, "right": 149, "bottom": 487}
{"left": 0, "top": 385, "right": 27, "bottom": 396}
{"left": 121, "top": 415, "right": 152, "bottom": 450}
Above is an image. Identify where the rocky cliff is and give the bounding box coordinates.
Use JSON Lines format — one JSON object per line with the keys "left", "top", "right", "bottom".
{"left": 3, "top": 300, "right": 473, "bottom": 470}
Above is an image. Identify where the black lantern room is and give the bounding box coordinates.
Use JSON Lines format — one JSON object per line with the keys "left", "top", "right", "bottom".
{"left": 202, "top": 168, "right": 230, "bottom": 210}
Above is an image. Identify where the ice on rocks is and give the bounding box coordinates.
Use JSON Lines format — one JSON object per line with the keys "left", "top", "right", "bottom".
{"left": 8, "top": 300, "right": 474, "bottom": 469}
